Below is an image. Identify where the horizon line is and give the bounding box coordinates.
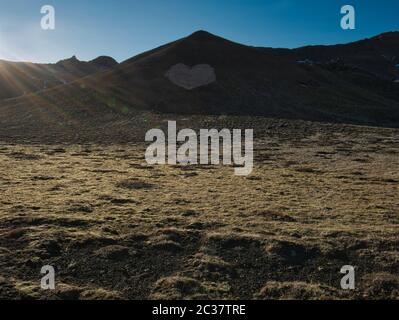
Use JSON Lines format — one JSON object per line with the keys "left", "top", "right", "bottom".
{"left": 1, "top": 29, "right": 398, "bottom": 65}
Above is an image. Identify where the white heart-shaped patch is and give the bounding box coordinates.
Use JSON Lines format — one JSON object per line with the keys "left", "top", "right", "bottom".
{"left": 165, "top": 63, "right": 216, "bottom": 90}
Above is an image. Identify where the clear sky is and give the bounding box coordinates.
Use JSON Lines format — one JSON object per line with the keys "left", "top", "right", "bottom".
{"left": 0, "top": 0, "right": 398, "bottom": 63}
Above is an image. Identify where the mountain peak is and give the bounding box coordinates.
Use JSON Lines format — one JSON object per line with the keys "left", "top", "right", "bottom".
{"left": 56, "top": 55, "right": 80, "bottom": 64}
{"left": 186, "top": 30, "right": 222, "bottom": 41}
{"left": 90, "top": 56, "right": 118, "bottom": 68}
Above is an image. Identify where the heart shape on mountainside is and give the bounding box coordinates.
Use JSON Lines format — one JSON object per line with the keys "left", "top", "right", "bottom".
{"left": 165, "top": 63, "right": 216, "bottom": 90}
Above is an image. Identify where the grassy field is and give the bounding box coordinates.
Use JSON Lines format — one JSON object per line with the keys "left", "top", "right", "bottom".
{"left": 0, "top": 118, "right": 398, "bottom": 300}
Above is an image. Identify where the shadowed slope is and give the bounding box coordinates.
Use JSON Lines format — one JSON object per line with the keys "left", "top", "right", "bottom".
{"left": 0, "top": 56, "right": 118, "bottom": 100}
{"left": 1, "top": 30, "right": 399, "bottom": 141}
{"left": 293, "top": 31, "right": 399, "bottom": 81}
{"left": 85, "top": 30, "right": 399, "bottom": 125}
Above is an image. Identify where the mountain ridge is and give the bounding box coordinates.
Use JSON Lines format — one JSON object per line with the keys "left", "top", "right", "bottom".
{"left": 0, "top": 30, "right": 399, "bottom": 143}
{"left": 0, "top": 55, "right": 118, "bottom": 101}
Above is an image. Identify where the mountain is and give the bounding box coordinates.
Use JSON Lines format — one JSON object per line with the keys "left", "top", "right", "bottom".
{"left": 83, "top": 30, "right": 399, "bottom": 125}
{"left": 0, "top": 55, "right": 118, "bottom": 100}
{"left": 1, "top": 30, "right": 399, "bottom": 142}
{"left": 293, "top": 31, "right": 399, "bottom": 81}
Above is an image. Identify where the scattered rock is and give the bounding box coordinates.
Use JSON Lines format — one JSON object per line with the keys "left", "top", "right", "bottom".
{"left": 40, "top": 239, "right": 62, "bottom": 257}
{"left": 150, "top": 275, "right": 232, "bottom": 300}
{"left": 190, "top": 253, "right": 234, "bottom": 276}
{"left": 150, "top": 240, "right": 182, "bottom": 253}
{"left": 265, "top": 240, "right": 318, "bottom": 264}
{"left": 93, "top": 245, "right": 130, "bottom": 261}
{"left": 117, "top": 179, "right": 154, "bottom": 190}
{"left": 361, "top": 273, "right": 399, "bottom": 300}
{"left": 7, "top": 152, "right": 42, "bottom": 160}
{"left": 54, "top": 283, "right": 83, "bottom": 300}
{"left": 68, "top": 203, "right": 94, "bottom": 213}
{"left": 181, "top": 210, "right": 200, "bottom": 217}
{"left": 205, "top": 232, "right": 262, "bottom": 250}
{"left": 80, "top": 288, "right": 123, "bottom": 300}
{"left": 150, "top": 276, "right": 205, "bottom": 300}
{"left": 256, "top": 210, "right": 296, "bottom": 222}
{"left": 4, "top": 228, "right": 27, "bottom": 239}
{"left": 255, "top": 281, "right": 337, "bottom": 300}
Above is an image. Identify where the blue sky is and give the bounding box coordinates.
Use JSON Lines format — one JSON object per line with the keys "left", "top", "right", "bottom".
{"left": 0, "top": 0, "right": 398, "bottom": 63}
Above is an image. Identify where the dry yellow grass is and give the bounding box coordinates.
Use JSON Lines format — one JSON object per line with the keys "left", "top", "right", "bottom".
{"left": 0, "top": 119, "right": 398, "bottom": 300}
